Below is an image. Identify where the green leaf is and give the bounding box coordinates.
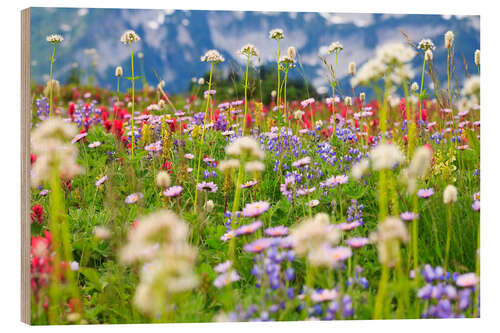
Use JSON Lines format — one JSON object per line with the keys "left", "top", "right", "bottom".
{"left": 80, "top": 267, "right": 103, "bottom": 291}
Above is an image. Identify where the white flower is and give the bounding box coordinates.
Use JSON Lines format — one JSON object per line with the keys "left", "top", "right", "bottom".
{"left": 445, "top": 31, "right": 454, "bottom": 49}
{"left": 351, "top": 159, "right": 370, "bottom": 180}
{"left": 218, "top": 159, "right": 240, "bottom": 172}
{"left": 204, "top": 200, "right": 214, "bottom": 213}
{"left": 198, "top": 77, "right": 205, "bottom": 85}
{"left": 201, "top": 49, "right": 225, "bottom": 63}
{"left": 463, "top": 75, "right": 480, "bottom": 96}
{"left": 120, "top": 30, "right": 140, "bottom": 44}
{"left": 474, "top": 49, "right": 480, "bottom": 67}
{"left": 287, "top": 46, "right": 296, "bottom": 59}
{"left": 293, "top": 110, "right": 305, "bottom": 120}
{"left": 370, "top": 216, "right": 408, "bottom": 267}
{"left": 245, "top": 161, "right": 265, "bottom": 173}
{"left": 115, "top": 66, "right": 123, "bottom": 77}
{"left": 344, "top": 96, "right": 352, "bottom": 107}
{"left": 425, "top": 50, "right": 433, "bottom": 62}
{"left": 225, "top": 136, "right": 265, "bottom": 160}
{"left": 418, "top": 39, "right": 435, "bottom": 51}
{"left": 279, "top": 55, "right": 295, "bottom": 66}
{"left": 46, "top": 34, "right": 64, "bottom": 44}
{"left": 30, "top": 118, "right": 83, "bottom": 187}
{"left": 93, "top": 226, "right": 111, "bottom": 240}
{"left": 359, "top": 92, "right": 366, "bottom": 102}
{"left": 120, "top": 210, "right": 190, "bottom": 264}
{"left": 269, "top": 28, "right": 284, "bottom": 40}
{"left": 239, "top": 43, "right": 259, "bottom": 58}
{"left": 155, "top": 171, "right": 171, "bottom": 189}
{"left": 443, "top": 185, "right": 458, "bottom": 204}
{"left": 291, "top": 213, "right": 340, "bottom": 256}
{"left": 348, "top": 62, "right": 356, "bottom": 76}
{"left": 411, "top": 82, "right": 419, "bottom": 92}
{"left": 328, "top": 41, "right": 343, "bottom": 53}
{"left": 369, "top": 143, "right": 404, "bottom": 171}
{"left": 408, "top": 146, "right": 432, "bottom": 178}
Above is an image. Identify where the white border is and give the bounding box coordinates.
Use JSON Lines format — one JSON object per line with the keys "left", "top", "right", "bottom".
{"left": 1, "top": 0, "right": 498, "bottom": 332}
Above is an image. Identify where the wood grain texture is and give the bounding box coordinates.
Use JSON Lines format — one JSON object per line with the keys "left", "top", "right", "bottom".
{"left": 21, "top": 7, "right": 31, "bottom": 325}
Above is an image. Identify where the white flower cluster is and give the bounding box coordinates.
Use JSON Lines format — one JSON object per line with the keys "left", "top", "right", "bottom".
{"left": 238, "top": 44, "right": 259, "bottom": 58}
{"left": 369, "top": 143, "right": 404, "bottom": 171}
{"left": 463, "top": 75, "right": 480, "bottom": 96}
{"left": 290, "top": 213, "right": 340, "bottom": 257}
{"left": 269, "top": 28, "right": 284, "bottom": 40}
{"left": 120, "top": 30, "right": 141, "bottom": 44}
{"left": 225, "top": 136, "right": 265, "bottom": 160}
{"left": 351, "top": 42, "right": 416, "bottom": 86}
{"left": 46, "top": 34, "right": 64, "bottom": 44}
{"left": 120, "top": 210, "right": 198, "bottom": 314}
{"left": 328, "top": 41, "right": 343, "bottom": 54}
{"left": 402, "top": 145, "right": 433, "bottom": 194}
{"left": 223, "top": 136, "right": 265, "bottom": 175}
{"left": 201, "top": 49, "right": 225, "bottom": 63}
{"left": 30, "top": 118, "right": 83, "bottom": 187}
{"left": 370, "top": 216, "right": 408, "bottom": 267}
{"left": 418, "top": 38, "right": 436, "bottom": 51}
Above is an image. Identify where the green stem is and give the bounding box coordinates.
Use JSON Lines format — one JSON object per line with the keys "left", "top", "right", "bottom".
{"left": 444, "top": 203, "right": 452, "bottom": 272}
{"left": 130, "top": 43, "right": 136, "bottom": 158}
{"left": 49, "top": 43, "right": 57, "bottom": 117}
{"left": 373, "top": 264, "right": 389, "bottom": 319}
{"left": 242, "top": 56, "right": 250, "bottom": 136}
{"left": 193, "top": 62, "right": 214, "bottom": 212}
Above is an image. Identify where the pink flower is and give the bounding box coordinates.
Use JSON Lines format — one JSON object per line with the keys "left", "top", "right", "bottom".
{"left": 456, "top": 273, "right": 479, "bottom": 288}
{"left": 241, "top": 201, "right": 270, "bottom": 217}
{"left": 345, "top": 237, "right": 370, "bottom": 249}
{"left": 235, "top": 221, "right": 263, "bottom": 236}
{"left": 163, "top": 186, "right": 183, "bottom": 197}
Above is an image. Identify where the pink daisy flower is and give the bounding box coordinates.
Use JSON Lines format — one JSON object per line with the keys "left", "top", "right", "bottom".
{"left": 417, "top": 188, "right": 434, "bottom": 199}
{"left": 125, "top": 192, "right": 143, "bottom": 204}
{"left": 264, "top": 226, "right": 289, "bottom": 237}
{"left": 345, "top": 237, "right": 370, "bottom": 249}
{"left": 241, "top": 201, "right": 270, "bottom": 217}
{"left": 243, "top": 238, "right": 273, "bottom": 253}
{"left": 235, "top": 221, "right": 263, "bottom": 236}
{"left": 196, "top": 182, "right": 218, "bottom": 193}
{"left": 163, "top": 186, "right": 183, "bottom": 197}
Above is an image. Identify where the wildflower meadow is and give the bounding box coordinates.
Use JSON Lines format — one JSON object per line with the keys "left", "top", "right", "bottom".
{"left": 28, "top": 11, "right": 480, "bottom": 325}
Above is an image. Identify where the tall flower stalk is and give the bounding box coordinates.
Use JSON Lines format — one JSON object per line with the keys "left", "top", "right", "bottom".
{"left": 194, "top": 50, "right": 224, "bottom": 212}
{"left": 328, "top": 42, "right": 343, "bottom": 134}
{"left": 279, "top": 47, "right": 296, "bottom": 126}
{"left": 120, "top": 30, "right": 141, "bottom": 158}
{"left": 238, "top": 44, "right": 259, "bottom": 136}
{"left": 46, "top": 34, "right": 63, "bottom": 117}
{"left": 445, "top": 31, "right": 455, "bottom": 106}
{"left": 443, "top": 185, "right": 458, "bottom": 271}
{"left": 270, "top": 29, "right": 284, "bottom": 125}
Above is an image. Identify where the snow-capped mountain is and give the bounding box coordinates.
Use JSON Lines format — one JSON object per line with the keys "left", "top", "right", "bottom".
{"left": 29, "top": 8, "right": 480, "bottom": 95}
